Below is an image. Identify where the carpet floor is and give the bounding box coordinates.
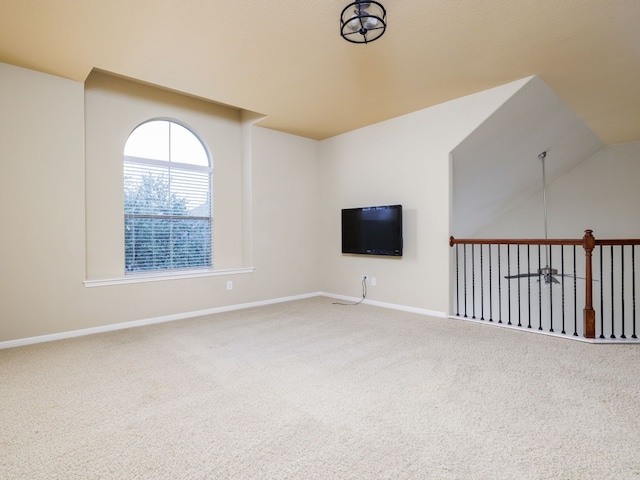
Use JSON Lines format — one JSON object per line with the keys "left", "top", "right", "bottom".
{"left": 1, "top": 296, "right": 639, "bottom": 479}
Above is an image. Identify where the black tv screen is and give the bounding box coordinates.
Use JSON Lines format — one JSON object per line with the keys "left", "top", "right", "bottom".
{"left": 341, "top": 205, "right": 403, "bottom": 256}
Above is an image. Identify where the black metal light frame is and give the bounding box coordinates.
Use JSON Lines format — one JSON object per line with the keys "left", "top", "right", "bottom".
{"left": 340, "top": 1, "right": 387, "bottom": 44}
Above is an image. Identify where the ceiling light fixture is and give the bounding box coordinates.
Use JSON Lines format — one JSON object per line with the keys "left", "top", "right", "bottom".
{"left": 340, "top": 1, "right": 387, "bottom": 44}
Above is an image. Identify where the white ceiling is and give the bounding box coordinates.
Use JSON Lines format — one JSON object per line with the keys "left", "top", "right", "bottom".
{"left": 1, "top": 0, "right": 639, "bottom": 142}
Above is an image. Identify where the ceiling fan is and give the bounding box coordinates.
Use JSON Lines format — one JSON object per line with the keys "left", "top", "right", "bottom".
{"left": 505, "top": 151, "right": 580, "bottom": 285}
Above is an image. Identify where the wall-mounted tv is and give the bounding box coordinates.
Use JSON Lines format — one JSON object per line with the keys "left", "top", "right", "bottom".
{"left": 341, "top": 204, "right": 403, "bottom": 256}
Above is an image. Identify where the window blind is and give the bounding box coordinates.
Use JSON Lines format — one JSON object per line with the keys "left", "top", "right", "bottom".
{"left": 124, "top": 158, "right": 212, "bottom": 273}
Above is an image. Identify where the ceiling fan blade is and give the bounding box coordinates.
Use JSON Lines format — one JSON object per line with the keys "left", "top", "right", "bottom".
{"left": 506, "top": 264, "right": 599, "bottom": 283}
{"left": 505, "top": 273, "right": 541, "bottom": 279}
{"left": 555, "top": 273, "right": 599, "bottom": 282}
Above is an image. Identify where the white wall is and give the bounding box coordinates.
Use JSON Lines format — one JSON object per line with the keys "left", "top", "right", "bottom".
{"left": 451, "top": 76, "right": 604, "bottom": 238}
{"left": 317, "top": 79, "right": 528, "bottom": 314}
{"left": 549, "top": 141, "right": 640, "bottom": 239}
{"left": 476, "top": 141, "right": 640, "bottom": 239}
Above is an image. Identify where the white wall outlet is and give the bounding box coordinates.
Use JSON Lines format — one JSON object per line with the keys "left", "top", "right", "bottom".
{"left": 226, "top": 280, "right": 233, "bottom": 290}
{"left": 371, "top": 277, "right": 377, "bottom": 286}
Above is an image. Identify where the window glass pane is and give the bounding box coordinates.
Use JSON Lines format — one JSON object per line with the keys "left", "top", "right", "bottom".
{"left": 170, "top": 219, "right": 212, "bottom": 268}
{"left": 124, "top": 120, "right": 170, "bottom": 161}
{"left": 170, "top": 167, "right": 211, "bottom": 214}
{"left": 124, "top": 217, "right": 211, "bottom": 273}
{"left": 170, "top": 122, "right": 209, "bottom": 166}
{"left": 124, "top": 119, "right": 212, "bottom": 274}
{"left": 124, "top": 163, "right": 172, "bottom": 216}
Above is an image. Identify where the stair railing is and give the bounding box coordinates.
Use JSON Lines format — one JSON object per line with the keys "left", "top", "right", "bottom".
{"left": 450, "top": 230, "right": 640, "bottom": 341}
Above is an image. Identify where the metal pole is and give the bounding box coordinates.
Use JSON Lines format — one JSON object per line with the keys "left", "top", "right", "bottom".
{"left": 539, "top": 151, "right": 548, "bottom": 241}
{"left": 539, "top": 151, "right": 550, "bottom": 268}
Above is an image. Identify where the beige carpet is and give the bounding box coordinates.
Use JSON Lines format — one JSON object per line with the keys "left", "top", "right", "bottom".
{"left": 1, "top": 297, "right": 639, "bottom": 479}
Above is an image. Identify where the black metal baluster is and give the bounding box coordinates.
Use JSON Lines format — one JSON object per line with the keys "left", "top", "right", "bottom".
{"left": 507, "top": 244, "right": 512, "bottom": 325}
{"left": 527, "top": 244, "right": 532, "bottom": 329}
{"left": 610, "top": 245, "right": 616, "bottom": 339}
{"left": 498, "top": 246, "right": 502, "bottom": 324}
{"left": 621, "top": 246, "right": 626, "bottom": 338}
{"left": 600, "top": 245, "right": 605, "bottom": 339}
{"left": 480, "top": 245, "right": 485, "bottom": 321}
{"left": 632, "top": 245, "right": 637, "bottom": 339}
{"left": 471, "top": 244, "right": 476, "bottom": 319}
{"left": 549, "top": 246, "right": 554, "bottom": 333}
{"left": 455, "top": 244, "right": 460, "bottom": 316}
{"left": 561, "top": 245, "right": 566, "bottom": 334}
{"left": 463, "top": 244, "right": 468, "bottom": 318}
{"left": 538, "top": 245, "right": 543, "bottom": 331}
{"left": 489, "top": 244, "right": 493, "bottom": 322}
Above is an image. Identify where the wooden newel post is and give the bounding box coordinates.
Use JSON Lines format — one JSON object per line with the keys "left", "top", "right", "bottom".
{"left": 583, "top": 229, "right": 596, "bottom": 338}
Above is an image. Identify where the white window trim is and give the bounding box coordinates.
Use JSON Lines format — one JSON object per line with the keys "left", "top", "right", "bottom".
{"left": 83, "top": 267, "right": 255, "bottom": 287}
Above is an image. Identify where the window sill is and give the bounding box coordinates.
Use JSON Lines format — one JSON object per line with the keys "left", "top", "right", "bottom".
{"left": 83, "top": 267, "right": 255, "bottom": 287}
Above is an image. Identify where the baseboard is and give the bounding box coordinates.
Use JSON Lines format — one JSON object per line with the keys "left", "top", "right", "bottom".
{"left": 1, "top": 292, "right": 445, "bottom": 349}
{"left": 447, "top": 314, "right": 640, "bottom": 344}
{"left": 0, "top": 292, "right": 322, "bottom": 350}
{"left": 320, "top": 292, "right": 447, "bottom": 318}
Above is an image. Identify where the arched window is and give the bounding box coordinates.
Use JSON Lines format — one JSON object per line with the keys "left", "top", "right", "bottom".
{"left": 123, "top": 119, "right": 212, "bottom": 274}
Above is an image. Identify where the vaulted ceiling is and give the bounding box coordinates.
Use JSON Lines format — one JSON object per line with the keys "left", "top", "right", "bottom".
{"left": 1, "top": 0, "right": 638, "bottom": 142}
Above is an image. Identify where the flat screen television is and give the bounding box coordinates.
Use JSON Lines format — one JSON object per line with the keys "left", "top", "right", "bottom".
{"left": 341, "top": 204, "right": 403, "bottom": 256}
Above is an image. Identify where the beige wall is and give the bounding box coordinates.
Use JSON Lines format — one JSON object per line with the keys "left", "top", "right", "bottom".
{"left": 0, "top": 59, "right": 532, "bottom": 343}
{"left": 250, "top": 127, "right": 320, "bottom": 298}
{"left": 85, "top": 71, "right": 245, "bottom": 277}
{"left": 1, "top": 62, "right": 86, "bottom": 340}
{"left": 0, "top": 63, "right": 319, "bottom": 342}
{"left": 317, "top": 80, "right": 526, "bottom": 314}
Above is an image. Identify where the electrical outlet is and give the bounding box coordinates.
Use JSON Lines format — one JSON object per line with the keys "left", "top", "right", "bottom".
{"left": 371, "top": 277, "right": 377, "bottom": 286}
{"left": 226, "top": 280, "right": 233, "bottom": 290}
{"left": 362, "top": 275, "right": 368, "bottom": 281}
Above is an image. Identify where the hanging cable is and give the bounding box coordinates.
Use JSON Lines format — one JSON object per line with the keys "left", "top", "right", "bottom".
{"left": 333, "top": 276, "right": 368, "bottom": 306}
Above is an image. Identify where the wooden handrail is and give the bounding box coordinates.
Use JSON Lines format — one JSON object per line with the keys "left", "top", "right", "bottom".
{"left": 449, "top": 233, "right": 640, "bottom": 247}
{"left": 450, "top": 236, "right": 582, "bottom": 246}
{"left": 595, "top": 239, "right": 640, "bottom": 246}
